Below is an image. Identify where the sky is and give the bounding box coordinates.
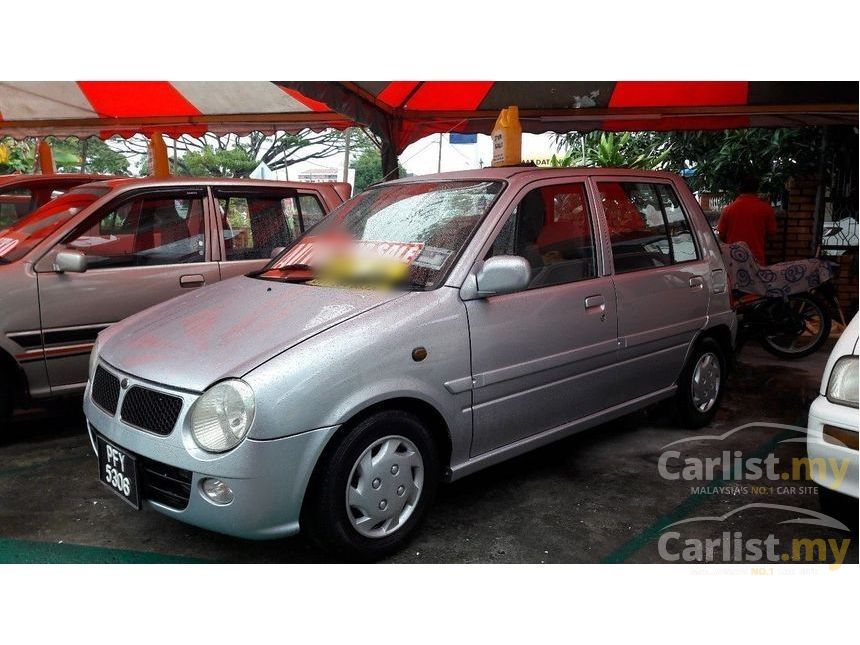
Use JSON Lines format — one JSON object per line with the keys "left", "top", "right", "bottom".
{"left": 253, "top": 131, "right": 564, "bottom": 183}
{"left": 127, "top": 131, "right": 565, "bottom": 186}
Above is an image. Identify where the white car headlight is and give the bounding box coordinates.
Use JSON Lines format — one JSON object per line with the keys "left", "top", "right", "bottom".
{"left": 827, "top": 356, "right": 858, "bottom": 408}
{"left": 191, "top": 379, "right": 256, "bottom": 452}
{"left": 88, "top": 335, "right": 102, "bottom": 381}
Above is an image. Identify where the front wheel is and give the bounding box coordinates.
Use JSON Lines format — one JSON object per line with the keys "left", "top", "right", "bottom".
{"left": 760, "top": 294, "right": 832, "bottom": 359}
{"left": 673, "top": 337, "right": 726, "bottom": 428}
{"left": 303, "top": 410, "right": 439, "bottom": 560}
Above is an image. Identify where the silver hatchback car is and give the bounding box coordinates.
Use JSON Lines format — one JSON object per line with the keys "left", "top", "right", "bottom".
{"left": 0, "top": 177, "right": 347, "bottom": 423}
{"left": 84, "top": 168, "right": 736, "bottom": 559}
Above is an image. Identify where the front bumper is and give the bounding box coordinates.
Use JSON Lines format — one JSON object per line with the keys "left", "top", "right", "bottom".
{"left": 83, "top": 363, "right": 339, "bottom": 540}
{"left": 807, "top": 395, "right": 859, "bottom": 500}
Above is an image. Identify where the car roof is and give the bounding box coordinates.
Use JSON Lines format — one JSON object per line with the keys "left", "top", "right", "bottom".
{"left": 85, "top": 176, "right": 342, "bottom": 191}
{"left": 0, "top": 173, "right": 118, "bottom": 188}
{"left": 384, "top": 166, "right": 684, "bottom": 184}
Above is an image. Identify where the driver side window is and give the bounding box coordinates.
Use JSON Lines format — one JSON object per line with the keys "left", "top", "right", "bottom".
{"left": 64, "top": 191, "right": 206, "bottom": 269}
{"left": 487, "top": 183, "right": 597, "bottom": 289}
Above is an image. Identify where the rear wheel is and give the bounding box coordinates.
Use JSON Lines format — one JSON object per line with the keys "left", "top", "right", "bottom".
{"left": 673, "top": 337, "right": 726, "bottom": 428}
{"left": 303, "top": 410, "right": 439, "bottom": 561}
{"left": 760, "top": 294, "right": 831, "bottom": 359}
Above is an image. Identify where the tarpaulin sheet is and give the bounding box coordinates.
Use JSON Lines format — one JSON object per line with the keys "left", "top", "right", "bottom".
{"left": 721, "top": 241, "right": 837, "bottom": 297}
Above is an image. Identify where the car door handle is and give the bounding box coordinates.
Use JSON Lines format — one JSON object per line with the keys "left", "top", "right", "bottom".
{"left": 689, "top": 276, "right": 704, "bottom": 289}
{"left": 584, "top": 295, "right": 606, "bottom": 310}
{"left": 180, "top": 274, "right": 206, "bottom": 288}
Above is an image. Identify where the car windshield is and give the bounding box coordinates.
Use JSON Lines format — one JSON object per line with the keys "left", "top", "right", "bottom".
{"left": 257, "top": 180, "right": 504, "bottom": 290}
{"left": 0, "top": 187, "right": 108, "bottom": 263}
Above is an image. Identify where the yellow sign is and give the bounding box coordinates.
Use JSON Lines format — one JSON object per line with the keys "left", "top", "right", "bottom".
{"left": 491, "top": 105, "right": 522, "bottom": 167}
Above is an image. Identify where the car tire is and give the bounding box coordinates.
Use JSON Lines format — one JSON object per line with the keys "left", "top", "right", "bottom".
{"left": 818, "top": 486, "right": 858, "bottom": 531}
{"left": 673, "top": 337, "right": 726, "bottom": 429}
{"left": 303, "top": 409, "right": 440, "bottom": 561}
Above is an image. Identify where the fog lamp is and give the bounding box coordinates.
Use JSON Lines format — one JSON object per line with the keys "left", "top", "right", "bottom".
{"left": 201, "top": 478, "right": 234, "bottom": 505}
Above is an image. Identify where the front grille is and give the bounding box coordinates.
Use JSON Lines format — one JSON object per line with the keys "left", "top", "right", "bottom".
{"left": 140, "top": 458, "right": 193, "bottom": 510}
{"left": 91, "top": 365, "right": 120, "bottom": 414}
{"left": 120, "top": 386, "right": 183, "bottom": 435}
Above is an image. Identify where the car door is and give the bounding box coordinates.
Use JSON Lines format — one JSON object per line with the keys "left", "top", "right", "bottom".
{"left": 465, "top": 179, "right": 619, "bottom": 456}
{"left": 35, "top": 186, "right": 220, "bottom": 393}
{"left": 214, "top": 188, "right": 326, "bottom": 280}
{"left": 593, "top": 178, "right": 710, "bottom": 401}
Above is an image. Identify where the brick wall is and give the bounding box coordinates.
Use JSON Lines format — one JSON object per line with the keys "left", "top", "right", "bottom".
{"left": 766, "top": 176, "right": 859, "bottom": 319}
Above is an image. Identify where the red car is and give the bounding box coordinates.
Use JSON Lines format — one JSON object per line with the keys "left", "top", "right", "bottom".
{"left": 0, "top": 173, "right": 118, "bottom": 229}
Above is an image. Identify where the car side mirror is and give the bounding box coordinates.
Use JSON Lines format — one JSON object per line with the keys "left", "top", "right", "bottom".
{"left": 54, "top": 250, "right": 87, "bottom": 273}
{"left": 270, "top": 246, "right": 285, "bottom": 259}
{"left": 462, "top": 255, "right": 531, "bottom": 300}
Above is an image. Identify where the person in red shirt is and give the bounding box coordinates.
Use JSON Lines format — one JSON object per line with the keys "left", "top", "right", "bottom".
{"left": 716, "top": 174, "right": 777, "bottom": 265}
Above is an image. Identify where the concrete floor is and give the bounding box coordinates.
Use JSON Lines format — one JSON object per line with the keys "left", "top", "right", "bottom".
{"left": 1, "top": 342, "right": 856, "bottom": 564}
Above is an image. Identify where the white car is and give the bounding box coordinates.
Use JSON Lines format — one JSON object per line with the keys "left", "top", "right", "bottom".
{"left": 807, "top": 313, "right": 858, "bottom": 522}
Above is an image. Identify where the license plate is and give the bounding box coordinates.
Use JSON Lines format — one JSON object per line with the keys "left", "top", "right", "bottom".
{"left": 96, "top": 434, "right": 141, "bottom": 510}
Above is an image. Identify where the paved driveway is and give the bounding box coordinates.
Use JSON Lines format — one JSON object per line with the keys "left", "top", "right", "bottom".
{"left": 1, "top": 343, "right": 856, "bottom": 564}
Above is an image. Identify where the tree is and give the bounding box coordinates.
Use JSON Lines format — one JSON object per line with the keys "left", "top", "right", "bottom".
{"left": 347, "top": 127, "right": 406, "bottom": 193}
{"left": 174, "top": 145, "right": 258, "bottom": 177}
{"left": 553, "top": 132, "right": 671, "bottom": 170}
{"left": 119, "top": 129, "right": 353, "bottom": 178}
{"left": 0, "top": 137, "right": 34, "bottom": 173}
{"left": 659, "top": 128, "right": 822, "bottom": 199}
{"left": 555, "top": 127, "right": 824, "bottom": 201}
{"left": 351, "top": 147, "right": 384, "bottom": 193}
{"left": 2, "top": 136, "right": 131, "bottom": 175}
{"left": 48, "top": 137, "right": 131, "bottom": 175}
{"left": 350, "top": 146, "right": 406, "bottom": 193}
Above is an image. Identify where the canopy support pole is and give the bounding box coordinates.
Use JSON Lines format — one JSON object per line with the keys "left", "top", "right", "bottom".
{"left": 149, "top": 132, "right": 170, "bottom": 177}
{"left": 380, "top": 137, "right": 399, "bottom": 181}
{"left": 37, "top": 139, "right": 55, "bottom": 174}
{"left": 277, "top": 81, "right": 401, "bottom": 181}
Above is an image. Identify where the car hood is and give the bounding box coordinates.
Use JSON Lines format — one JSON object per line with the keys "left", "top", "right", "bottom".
{"left": 99, "top": 276, "right": 404, "bottom": 392}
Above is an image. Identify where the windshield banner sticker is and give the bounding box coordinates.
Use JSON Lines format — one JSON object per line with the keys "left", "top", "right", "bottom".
{"left": 274, "top": 238, "right": 425, "bottom": 269}
{"left": 0, "top": 237, "right": 19, "bottom": 257}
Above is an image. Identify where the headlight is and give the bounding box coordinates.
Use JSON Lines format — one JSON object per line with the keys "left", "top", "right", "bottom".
{"left": 826, "top": 356, "right": 858, "bottom": 408}
{"left": 88, "top": 335, "right": 102, "bottom": 381}
{"left": 191, "top": 379, "right": 255, "bottom": 452}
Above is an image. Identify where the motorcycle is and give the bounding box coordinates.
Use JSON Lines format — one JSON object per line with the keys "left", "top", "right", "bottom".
{"left": 721, "top": 229, "right": 844, "bottom": 360}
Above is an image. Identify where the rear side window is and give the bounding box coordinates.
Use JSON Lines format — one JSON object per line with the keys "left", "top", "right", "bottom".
{"left": 215, "top": 191, "right": 301, "bottom": 261}
{"left": 597, "top": 182, "right": 698, "bottom": 274}
{"left": 487, "top": 182, "right": 596, "bottom": 289}
{"left": 657, "top": 184, "right": 698, "bottom": 263}
{"left": 299, "top": 194, "right": 326, "bottom": 229}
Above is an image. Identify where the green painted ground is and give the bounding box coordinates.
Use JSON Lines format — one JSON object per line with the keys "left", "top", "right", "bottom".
{"left": 0, "top": 538, "right": 209, "bottom": 564}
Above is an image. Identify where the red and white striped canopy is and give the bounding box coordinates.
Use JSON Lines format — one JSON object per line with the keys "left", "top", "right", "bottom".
{"left": 281, "top": 81, "right": 859, "bottom": 153}
{"left": 0, "top": 81, "right": 354, "bottom": 139}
